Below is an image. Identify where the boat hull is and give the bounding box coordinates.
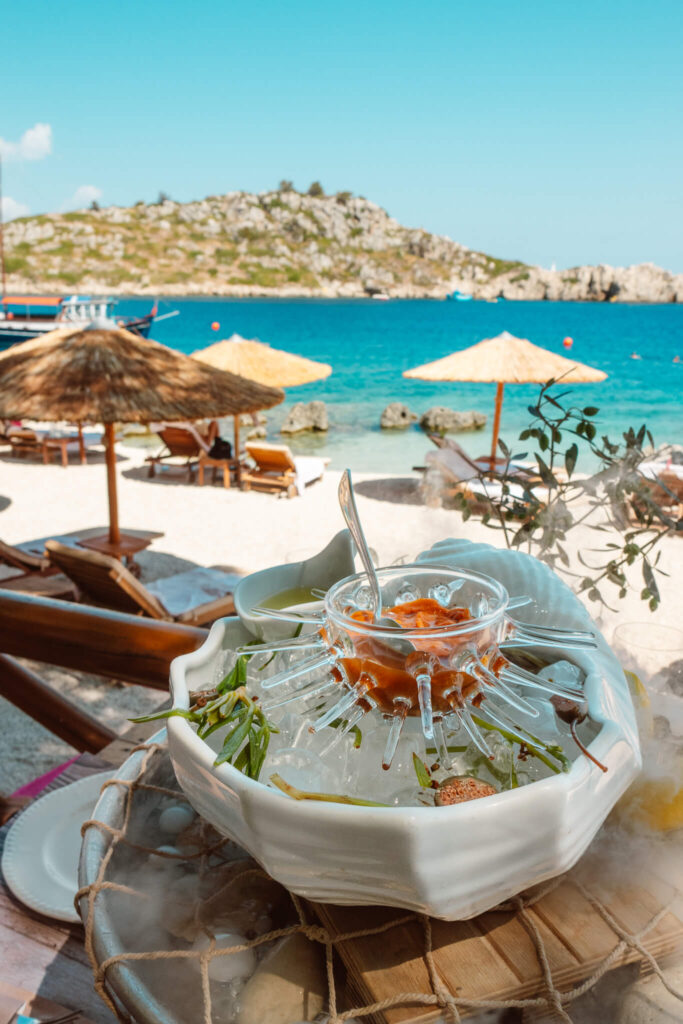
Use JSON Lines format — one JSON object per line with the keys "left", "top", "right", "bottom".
{"left": 0, "top": 315, "right": 153, "bottom": 350}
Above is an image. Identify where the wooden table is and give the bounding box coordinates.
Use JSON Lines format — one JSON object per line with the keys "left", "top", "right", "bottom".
{"left": 42, "top": 433, "right": 86, "bottom": 468}
{"left": 78, "top": 533, "right": 154, "bottom": 562}
{"left": 0, "top": 721, "right": 157, "bottom": 1024}
{"left": 197, "top": 452, "right": 241, "bottom": 488}
{"left": 17, "top": 528, "right": 163, "bottom": 577}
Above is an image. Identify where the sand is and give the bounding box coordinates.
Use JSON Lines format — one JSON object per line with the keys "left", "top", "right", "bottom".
{"left": 1, "top": 440, "right": 681, "bottom": 792}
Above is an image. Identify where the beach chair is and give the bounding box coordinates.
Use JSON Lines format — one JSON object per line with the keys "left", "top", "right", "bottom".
{"left": 8, "top": 428, "right": 42, "bottom": 460}
{"left": 0, "top": 537, "right": 49, "bottom": 574}
{"left": 45, "top": 540, "right": 241, "bottom": 626}
{"left": 241, "top": 442, "right": 328, "bottom": 497}
{"left": 427, "top": 434, "right": 543, "bottom": 483}
{"left": 424, "top": 447, "right": 543, "bottom": 515}
{"left": 145, "top": 421, "right": 218, "bottom": 480}
{"left": 0, "top": 537, "right": 77, "bottom": 599}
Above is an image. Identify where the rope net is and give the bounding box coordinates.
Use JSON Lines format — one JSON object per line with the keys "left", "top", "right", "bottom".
{"left": 77, "top": 742, "right": 682, "bottom": 1024}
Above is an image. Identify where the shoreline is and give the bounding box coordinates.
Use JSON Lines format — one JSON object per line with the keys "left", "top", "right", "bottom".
{"left": 4, "top": 282, "right": 683, "bottom": 304}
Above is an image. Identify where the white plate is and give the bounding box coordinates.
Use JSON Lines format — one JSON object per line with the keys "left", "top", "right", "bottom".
{"left": 2, "top": 771, "right": 114, "bottom": 922}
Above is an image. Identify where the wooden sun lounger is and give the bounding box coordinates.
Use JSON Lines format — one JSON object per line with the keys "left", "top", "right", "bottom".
{"left": 145, "top": 423, "right": 217, "bottom": 480}
{"left": 0, "top": 537, "right": 50, "bottom": 574}
{"left": 8, "top": 428, "right": 42, "bottom": 459}
{"left": 425, "top": 448, "right": 543, "bottom": 518}
{"left": 427, "top": 434, "right": 546, "bottom": 484}
{"left": 0, "top": 537, "right": 77, "bottom": 599}
{"left": 45, "top": 540, "right": 237, "bottom": 626}
{"left": 241, "top": 442, "right": 327, "bottom": 497}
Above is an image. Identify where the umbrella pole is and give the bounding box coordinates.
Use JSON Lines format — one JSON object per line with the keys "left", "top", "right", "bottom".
{"left": 104, "top": 423, "right": 121, "bottom": 545}
{"left": 490, "top": 382, "right": 505, "bottom": 466}
{"left": 234, "top": 414, "right": 240, "bottom": 458}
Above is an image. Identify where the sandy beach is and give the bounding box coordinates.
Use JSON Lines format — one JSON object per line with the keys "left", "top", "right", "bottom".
{"left": 1, "top": 439, "right": 681, "bottom": 792}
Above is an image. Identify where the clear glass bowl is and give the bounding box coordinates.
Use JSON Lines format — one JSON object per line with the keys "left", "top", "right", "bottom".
{"left": 242, "top": 564, "right": 597, "bottom": 770}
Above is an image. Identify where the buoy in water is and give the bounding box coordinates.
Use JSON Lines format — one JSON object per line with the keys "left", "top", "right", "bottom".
{"left": 563, "top": 336, "right": 573, "bottom": 349}
{"left": 211, "top": 321, "right": 220, "bottom": 331}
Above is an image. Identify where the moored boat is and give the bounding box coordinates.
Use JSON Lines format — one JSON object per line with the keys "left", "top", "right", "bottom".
{"left": 0, "top": 295, "right": 169, "bottom": 350}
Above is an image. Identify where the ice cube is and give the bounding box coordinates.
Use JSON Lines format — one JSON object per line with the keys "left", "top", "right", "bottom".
{"left": 351, "top": 584, "right": 373, "bottom": 610}
{"left": 395, "top": 586, "right": 418, "bottom": 605}
{"left": 470, "top": 596, "right": 489, "bottom": 618}
{"left": 159, "top": 804, "right": 195, "bottom": 835}
{"left": 190, "top": 930, "right": 256, "bottom": 982}
{"left": 265, "top": 747, "right": 336, "bottom": 793}
{"left": 428, "top": 583, "right": 450, "bottom": 605}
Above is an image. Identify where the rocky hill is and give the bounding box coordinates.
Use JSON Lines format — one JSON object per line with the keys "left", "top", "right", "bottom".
{"left": 4, "top": 189, "right": 682, "bottom": 302}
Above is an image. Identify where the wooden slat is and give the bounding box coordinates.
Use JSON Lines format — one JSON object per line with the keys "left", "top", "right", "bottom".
{"left": 0, "top": 654, "right": 117, "bottom": 752}
{"left": 0, "top": 916, "right": 114, "bottom": 1023}
{"left": 0, "top": 590, "right": 205, "bottom": 688}
{"left": 532, "top": 880, "right": 618, "bottom": 963}
{"left": 313, "top": 877, "right": 683, "bottom": 1023}
{"left": 315, "top": 904, "right": 435, "bottom": 1024}
{"left": 471, "top": 900, "right": 581, "bottom": 994}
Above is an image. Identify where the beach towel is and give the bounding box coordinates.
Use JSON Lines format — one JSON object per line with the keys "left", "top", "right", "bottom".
{"left": 146, "top": 567, "right": 242, "bottom": 616}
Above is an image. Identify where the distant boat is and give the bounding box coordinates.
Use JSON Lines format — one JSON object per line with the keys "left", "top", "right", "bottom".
{"left": 0, "top": 151, "right": 176, "bottom": 349}
{"left": 372, "top": 294, "right": 390, "bottom": 301}
{"left": 0, "top": 295, "right": 176, "bottom": 350}
{"left": 447, "top": 290, "right": 473, "bottom": 302}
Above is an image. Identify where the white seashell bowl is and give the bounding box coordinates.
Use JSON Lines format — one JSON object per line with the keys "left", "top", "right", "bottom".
{"left": 167, "top": 539, "right": 641, "bottom": 920}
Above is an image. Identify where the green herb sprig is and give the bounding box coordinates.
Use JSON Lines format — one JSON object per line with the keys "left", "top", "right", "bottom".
{"left": 269, "top": 773, "right": 387, "bottom": 807}
{"left": 131, "top": 655, "right": 278, "bottom": 781}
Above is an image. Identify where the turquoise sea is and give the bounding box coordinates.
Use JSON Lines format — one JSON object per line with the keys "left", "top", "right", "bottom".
{"left": 120, "top": 297, "right": 683, "bottom": 473}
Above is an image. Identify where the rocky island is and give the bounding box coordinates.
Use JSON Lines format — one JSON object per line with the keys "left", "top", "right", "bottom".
{"left": 4, "top": 186, "right": 682, "bottom": 302}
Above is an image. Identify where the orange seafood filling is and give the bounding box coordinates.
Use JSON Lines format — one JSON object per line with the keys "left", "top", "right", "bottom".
{"left": 334, "top": 598, "right": 497, "bottom": 715}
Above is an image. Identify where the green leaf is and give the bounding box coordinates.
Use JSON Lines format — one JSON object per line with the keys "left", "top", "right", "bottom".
{"left": 214, "top": 708, "right": 255, "bottom": 765}
{"left": 217, "top": 663, "right": 240, "bottom": 693}
{"left": 642, "top": 560, "right": 660, "bottom": 602}
{"left": 412, "top": 752, "right": 432, "bottom": 787}
{"left": 583, "top": 406, "right": 599, "bottom": 417}
{"left": 130, "top": 707, "right": 202, "bottom": 724}
{"left": 534, "top": 454, "right": 556, "bottom": 488}
{"left": 564, "top": 443, "right": 578, "bottom": 478}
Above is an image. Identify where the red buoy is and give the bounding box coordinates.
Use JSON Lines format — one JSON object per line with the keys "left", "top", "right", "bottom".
{"left": 211, "top": 321, "right": 220, "bottom": 331}
{"left": 563, "top": 336, "right": 573, "bottom": 349}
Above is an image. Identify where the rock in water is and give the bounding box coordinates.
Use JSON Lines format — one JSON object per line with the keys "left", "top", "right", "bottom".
{"left": 380, "top": 402, "right": 418, "bottom": 429}
{"left": 420, "top": 407, "right": 487, "bottom": 433}
{"left": 280, "top": 401, "right": 328, "bottom": 434}
{"left": 238, "top": 933, "right": 326, "bottom": 1024}
{"left": 239, "top": 412, "right": 268, "bottom": 439}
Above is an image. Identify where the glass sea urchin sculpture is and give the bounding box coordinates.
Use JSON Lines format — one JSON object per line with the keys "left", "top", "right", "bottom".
{"left": 240, "top": 566, "right": 597, "bottom": 770}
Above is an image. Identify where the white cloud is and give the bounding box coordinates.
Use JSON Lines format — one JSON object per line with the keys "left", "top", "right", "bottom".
{"left": 0, "top": 123, "right": 52, "bottom": 162}
{"left": 61, "top": 184, "right": 102, "bottom": 211}
{"left": 1, "top": 196, "right": 30, "bottom": 221}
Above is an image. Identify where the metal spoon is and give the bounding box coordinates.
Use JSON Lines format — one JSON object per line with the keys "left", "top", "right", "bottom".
{"left": 338, "top": 469, "right": 383, "bottom": 616}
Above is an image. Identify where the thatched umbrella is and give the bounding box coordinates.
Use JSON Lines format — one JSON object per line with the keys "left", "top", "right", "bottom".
{"left": 193, "top": 334, "right": 331, "bottom": 452}
{"left": 0, "top": 325, "right": 283, "bottom": 548}
{"left": 404, "top": 330, "right": 607, "bottom": 463}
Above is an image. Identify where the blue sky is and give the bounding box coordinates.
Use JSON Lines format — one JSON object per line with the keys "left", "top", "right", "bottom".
{"left": 2, "top": 0, "right": 681, "bottom": 271}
